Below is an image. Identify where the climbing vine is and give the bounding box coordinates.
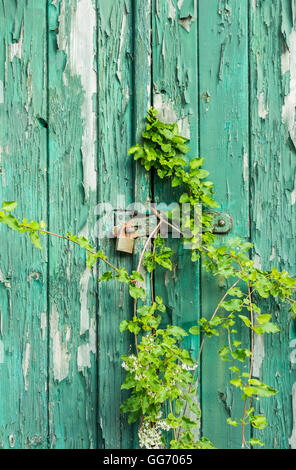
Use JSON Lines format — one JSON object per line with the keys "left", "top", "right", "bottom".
{"left": 1, "top": 108, "right": 296, "bottom": 449}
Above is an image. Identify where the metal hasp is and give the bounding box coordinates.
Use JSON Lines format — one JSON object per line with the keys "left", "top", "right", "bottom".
{"left": 114, "top": 210, "right": 158, "bottom": 254}
{"left": 211, "top": 212, "right": 232, "bottom": 234}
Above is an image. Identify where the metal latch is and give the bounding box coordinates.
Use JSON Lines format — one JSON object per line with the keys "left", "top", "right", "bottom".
{"left": 114, "top": 210, "right": 158, "bottom": 254}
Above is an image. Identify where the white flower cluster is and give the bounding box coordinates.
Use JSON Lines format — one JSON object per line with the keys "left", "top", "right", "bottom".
{"left": 121, "top": 354, "right": 138, "bottom": 372}
{"left": 156, "top": 420, "right": 171, "bottom": 432}
{"left": 138, "top": 421, "right": 164, "bottom": 449}
{"left": 181, "top": 363, "right": 198, "bottom": 371}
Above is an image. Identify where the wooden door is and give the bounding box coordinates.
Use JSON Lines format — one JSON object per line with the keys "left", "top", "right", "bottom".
{"left": 0, "top": 0, "right": 295, "bottom": 449}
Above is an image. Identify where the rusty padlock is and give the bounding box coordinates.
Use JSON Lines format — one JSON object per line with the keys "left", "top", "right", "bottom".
{"left": 115, "top": 221, "right": 138, "bottom": 254}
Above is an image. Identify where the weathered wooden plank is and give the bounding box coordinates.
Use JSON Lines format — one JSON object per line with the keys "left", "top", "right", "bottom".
{"left": 198, "top": 0, "right": 250, "bottom": 448}
{"left": 152, "top": 0, "right": 201, "bottom": 432}
{"left": 131, "top": 0, "right": 153, "bottom": 449}
{"left": 47, "top": 0, "right": 98, "bottom": 448}
{"left": 97, "top": 0, "right": 135, "bottom": 449}
{"left": 249, "top": 0, "right": 296, "bottom": 449}
{"left": 0, "top": 0, "right": 48, "bottom": 449}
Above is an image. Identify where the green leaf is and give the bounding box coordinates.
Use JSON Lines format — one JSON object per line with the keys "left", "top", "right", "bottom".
{"left": 243, "top": 380, "right": 278, "bottom": 398}
{"left": 29, "top": 231, "right": 42, "bottom": 250}
{"left": 227, "top": 418, "right": 239, "bottom": 427}
{"left": 238, "top": 315, "right": 251, "bottom": 328}
{"left": 129, "top": 285, "right": 146, "bottom": 301}
{"left": 249, "top": 438, "right": 264, "bottom": 447}
{"left": 232, "top": 348, "right": 252, "bottom": 362}
{"left": 98, "top": 271, "right": 113, "bottom": 282}
{"left": 190, "top": 157, "right": 204, "bottom": 169}
{"left": 2, "top": 201, "right": 17, "bottom": 212}
{"left": 189, "top": 326, "right": 200, "bottom": 335}
{"left": 120, "top": 320, "right": 129, "bottom": 332}
{"left": 230, "top": 378, "right": 242, "bottom": 388}
{"left": 166, "top": 325, "right": 188, "bottom": 338}
{"left": 254, "top": 322, "right": 280, "bottom": 334}
{"left": 250, "top": 415, "right": 267, "bottom": 430}
{"left": 256, "top": 314, "right": 271, "bottom": 325}
{"left": 180, "top": 416, "right": 198, "bottom": 430}
{"left": 175, "top": 398, "right": 184, "bottom": 415}
{"left": 131, "top": 271, "right": 144, "bottom": 282}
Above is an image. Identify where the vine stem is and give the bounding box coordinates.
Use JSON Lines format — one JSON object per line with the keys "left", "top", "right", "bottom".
{"left": 23, "top": 225, "right": 121, "bottom": 274}
{"left": 133, "top": 222, "right": 161, "bottom": 352}
{"left": 176, "top": 277, "right": 241, "bottom": 440}
{"left": 136, "top": 221, "right": 162, "bottom": 273}
{"left": 241, "top": 282, "right": 254, "bottom": 449}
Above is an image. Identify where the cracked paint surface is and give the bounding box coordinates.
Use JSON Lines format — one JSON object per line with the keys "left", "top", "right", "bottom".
{"left": 0, "top": 0, "right": 295, "bottom": 451}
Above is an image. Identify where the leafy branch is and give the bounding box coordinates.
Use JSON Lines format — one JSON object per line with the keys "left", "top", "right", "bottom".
{"left": 1, "top": 108, "right": 295, "bottom": 449}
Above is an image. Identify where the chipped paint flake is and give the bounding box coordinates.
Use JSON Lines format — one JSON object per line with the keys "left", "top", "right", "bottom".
{"left": 154, "top": 93, "right": 177, "bottom": 124}
{"left": 289, "top": 382, "right": 296, "bottom": 448}
{"left": 253, "top": 334, "right": 265, "bottom": 378}
{"left": 167, "top": 0, "right": 176, "bottom": 20}
{"left": 80, "top": 268, "right": 91, "bottom": 335}
{"left": 0, "top": 339, "right": 4, "bottom": 364}
{"left": 291, "top": 173, "right": 296, "bottom": 205}
{"left": 252, "top": 0, "right": 257, "bottom": 11}
{"left": 179, "top": 16, "right": 195, "bottom": 32}
{"left": 0, "top": 267, "right": 10, "bottom": 288}
{"left": 243, "top": 152, "right": 248, "bottom": 182}
{"left": 77, "top": 344, "right": 91, "bottom": 371}
{"left": 9, "top": 25, "right": 24, "bottom": 62}
{"left": 50, "top": 302, "right": 70, "bottom": 382}
{"left": 9, "top": 434, "right": 15, "bottom": 448}
{"left": 0, "top": 80, "right": 3, "bottom": 104}
{"left": 282, "top": 30, "right": 296, "bottom": 147}
{"left": 258, "top": 91, "right": 269, "bottom": 119}
{"left": 22, "top": 342, "right": 31, "bottom": 391}
{"left": 281, "top": 44, "right": 290, "bottom": 76}
{"left": 41, "top": 312, "right": 47, "bottom": 342}
{"left": 89, "top": 318, "right": 96, "bottom": 354}
{"left": 68, "top": 0, "right": 97, "bottom": 199}
{"left": 116, "top": 5, "right": 127, "bottom": 85}
{"left": 177, "top": 115, "right": 191, "bottom": 139}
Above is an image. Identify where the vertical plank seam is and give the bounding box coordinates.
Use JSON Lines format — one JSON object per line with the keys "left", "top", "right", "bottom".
{"left": 197, "top": 0, "right": 204, "bottom": 439}
{"left": 247, "top": 0, "right": 253, "bottom": 444}
{"left": 95, "top": 0, "right": 100, "bottom": 451}
{"left": 46, "top": 0, "right": 50, "bottom": 450}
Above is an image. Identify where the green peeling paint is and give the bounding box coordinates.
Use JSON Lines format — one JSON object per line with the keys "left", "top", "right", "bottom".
{"left": 0, "top": 0, "right": 295, "bottom": 450}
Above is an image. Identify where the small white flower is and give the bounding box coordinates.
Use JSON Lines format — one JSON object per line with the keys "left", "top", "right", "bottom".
{"left": 138, "top": 421, "right": 164, "bottom": 449}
